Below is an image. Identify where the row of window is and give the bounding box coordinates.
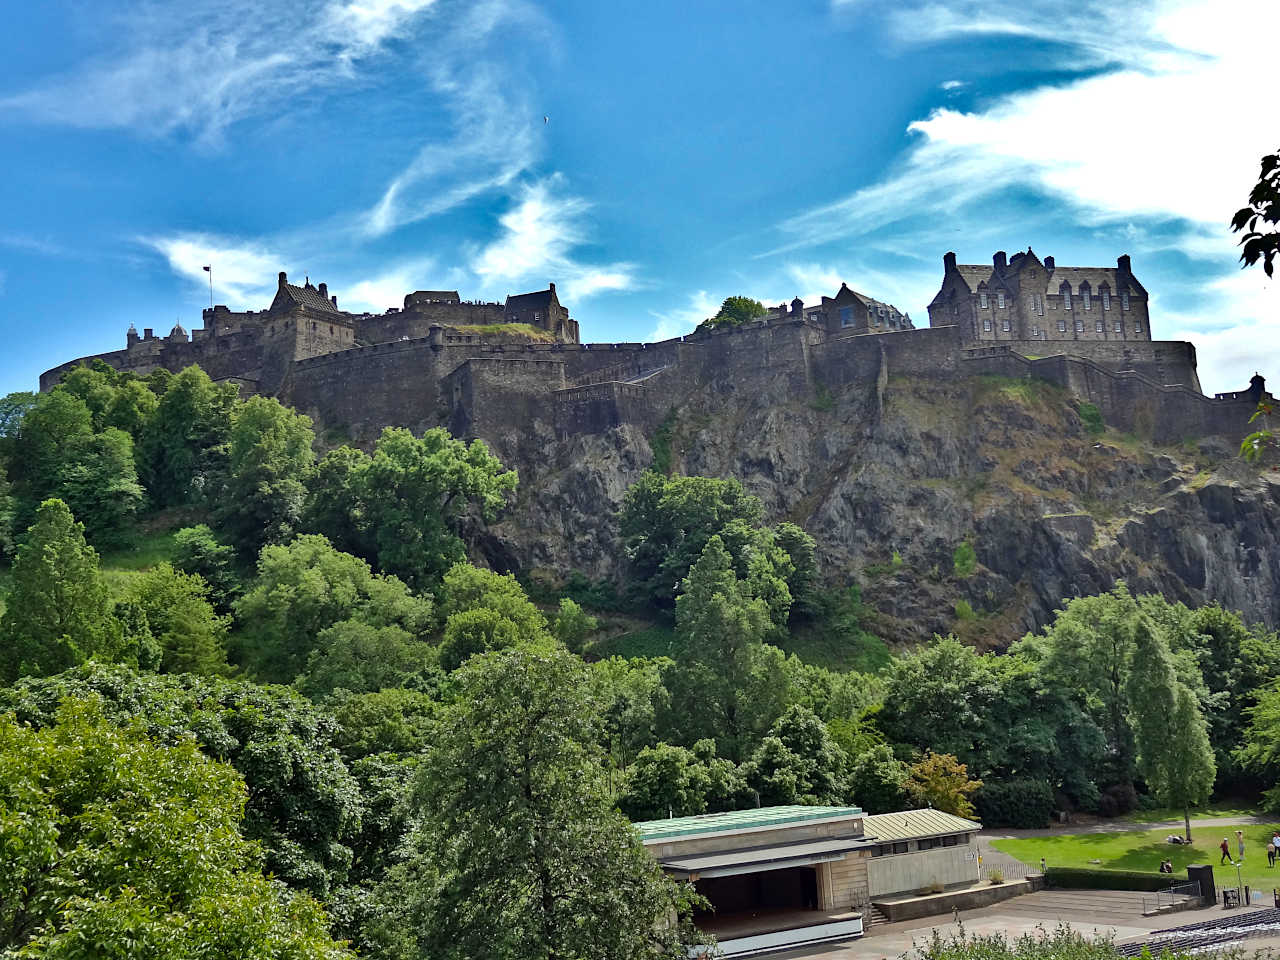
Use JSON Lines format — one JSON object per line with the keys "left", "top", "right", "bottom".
{"left": 871, "top": 834, "right": 965, "bottom": 857}
{"left": 978, "top": 291, "right": 1131, "bottom": 311}
{"left": 982, "top": 317, "right": 1144, "bottom": 335}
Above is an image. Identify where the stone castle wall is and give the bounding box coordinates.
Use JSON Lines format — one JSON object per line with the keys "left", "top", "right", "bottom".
{"left": 358, "top": 302, "right": 505, "bottom": 345}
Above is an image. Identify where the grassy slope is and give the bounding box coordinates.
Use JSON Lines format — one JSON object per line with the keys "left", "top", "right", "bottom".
{"left": 993, "top": 820, "right": 1280, "bottom": 891}
{"left": 451, "top": 323, "right": 556, "bottom": 342}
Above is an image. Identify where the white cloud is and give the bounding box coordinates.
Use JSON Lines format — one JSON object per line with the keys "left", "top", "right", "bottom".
{"left": 647, "top": 290, "right": 718, "bottom": 342}
{"left": 0, "top": 0, "right": 443, "bottom": 144}
{"left": 142, "top": 233, "right": 283, "bottom": 304}
{"left": 789, "top": 0, "right": 1279, "bottom": 392}
{"left": 340, "top": 259, "right": 437, "bottom": 313}
{"left": 940, "top": 80, "right": 966, "bottom": 91}
{"left": 471, "top": 177, "right": 635, "bottom": 302}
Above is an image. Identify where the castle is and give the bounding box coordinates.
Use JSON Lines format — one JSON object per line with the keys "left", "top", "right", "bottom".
{"left": 39, "top": 249, "right": 1268, "bottom": 451}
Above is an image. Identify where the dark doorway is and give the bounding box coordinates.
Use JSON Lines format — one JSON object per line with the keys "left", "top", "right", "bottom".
{"left": 694, "top": 866, "right": 819, "bottom": 921}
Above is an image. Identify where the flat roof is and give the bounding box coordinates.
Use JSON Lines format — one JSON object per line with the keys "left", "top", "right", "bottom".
{"left": 634, "top": 805, "right": 863, "bottom": 842}
{"left": 659, "top": 836, "right": 877, "bottom": 878}
{"left": 861, "top": 808, "right": 981, "bottom": 842}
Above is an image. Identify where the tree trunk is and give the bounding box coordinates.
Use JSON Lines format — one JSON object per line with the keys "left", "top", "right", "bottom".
{"left": 1185, "top": 804, "right": 1192, "bottom": 843}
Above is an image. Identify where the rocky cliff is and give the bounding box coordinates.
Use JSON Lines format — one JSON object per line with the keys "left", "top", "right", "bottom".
{"left": 474, "top": 369, "right": 1280, "bottom": 648}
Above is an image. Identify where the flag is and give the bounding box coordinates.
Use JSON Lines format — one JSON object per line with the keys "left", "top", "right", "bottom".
{"left": 202, "top": 265, "right": 211, "bottom": 272}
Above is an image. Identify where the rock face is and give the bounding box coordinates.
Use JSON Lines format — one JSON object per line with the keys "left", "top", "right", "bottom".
{"left": 477, "top": 371, "right": 1280, "bottom": 647}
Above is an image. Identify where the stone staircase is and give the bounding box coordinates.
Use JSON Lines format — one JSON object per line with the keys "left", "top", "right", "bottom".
{"left": 861, "top": 903, "right": 891, "bottom": 930}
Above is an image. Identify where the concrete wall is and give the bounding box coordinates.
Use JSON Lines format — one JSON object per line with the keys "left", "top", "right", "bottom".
{"left": 867, "top": 845, "right": 976, "bottom": 898}
{"left": 818, "top": 851, "right": 872, "bottom": 909}
{"left": 644, "top": 817, "right": 865, "bottom": 861}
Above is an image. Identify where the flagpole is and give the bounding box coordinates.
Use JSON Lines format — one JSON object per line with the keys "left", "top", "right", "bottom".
{"left": 203, "top": 264, "right": 213, "bottom": 310}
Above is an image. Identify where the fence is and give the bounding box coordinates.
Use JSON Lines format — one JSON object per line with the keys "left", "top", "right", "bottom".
{"left": 982, "top": 860, "right": 1037, "bottom": 882}
{"left": 1142, "top": 881, "right": 1204, "bottom": 915}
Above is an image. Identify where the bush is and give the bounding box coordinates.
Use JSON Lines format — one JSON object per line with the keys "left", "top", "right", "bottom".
{"left": 1097, "top": 781, "right": 1138, "bottom": 818}
{"left": 954, "top": 599, "right": 977, "bottom": 621}
{"left": 975, "top": 779, "right": 1054, "bottom": 829}
{"left": 952, "top": 541, "right": 977, "bottom": 578}
{"left": 1078, "top": 402, "right": 1105, "bottom": 436}
{"left": 989, "top": 869, "right": 1004, "bottom": 885}
{"left": 1044, "top": 867, "right": 1173, "bottom": 891}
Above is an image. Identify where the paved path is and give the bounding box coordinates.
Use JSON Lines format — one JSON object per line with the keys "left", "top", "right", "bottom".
{"left": 982, "top": 815, "right": 1270, "bottom": 842}
{"left": 775, "top": 890, "right": 1274, "bottom": 960}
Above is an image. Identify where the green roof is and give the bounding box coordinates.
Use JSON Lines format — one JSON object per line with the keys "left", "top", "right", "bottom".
{"left": 633, "top": 805, "right": 863, "bottom": 841}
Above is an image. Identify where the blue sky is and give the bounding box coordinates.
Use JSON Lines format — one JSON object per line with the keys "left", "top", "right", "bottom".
{"left": 0, "top": 0, "right": 1274, "bottom": 394}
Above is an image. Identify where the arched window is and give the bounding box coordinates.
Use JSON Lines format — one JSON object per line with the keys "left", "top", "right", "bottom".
{"left": 1060, "top": 283, "right": 1072, "bottom": 310}
{"left": 1081, "top": 283, "right": 1091, "bottom": 311}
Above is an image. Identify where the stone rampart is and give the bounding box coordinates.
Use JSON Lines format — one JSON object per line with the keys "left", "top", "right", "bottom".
{"left": 1000, "top": 338, "right": 1200, "bottom": 393}
{"left": 359, "top": 301, "right": 505, "bottom": 344}
{"left": 554, "top": 380, "right": 659, "bottom": 437}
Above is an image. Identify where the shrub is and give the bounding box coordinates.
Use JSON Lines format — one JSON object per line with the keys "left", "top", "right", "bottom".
{"left": 1078, "top": 402, "right": 1105, "bottom": 436}
{"left": 649, "top": 411, "right": 675, "bottom": 476}
{"left": 952, "top": 541, "right": 977, "bottom": 578}
{"left": 1097, "top": 781, "right": 1138, "bottom": 818}
{"left": 1044, "top": 867, "right": 1172, "bottom": 891}
{"left": 989, "top": 869, "right": 1004, "bottom": 885}
{"left": 975, "top": 779, "right": 1054, "bottom": 829}
{"left": 954, "top": 599, "right": 977, "bottom": 621}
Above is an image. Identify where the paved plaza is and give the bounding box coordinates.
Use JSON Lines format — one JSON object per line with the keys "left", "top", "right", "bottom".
{"left": 774, "top": 890, "right": 1276, "bottom": 960}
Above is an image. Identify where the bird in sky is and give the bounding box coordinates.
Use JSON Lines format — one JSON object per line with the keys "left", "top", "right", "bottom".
{"left": 543, "top": 115, "right": 549, "bottom": 124}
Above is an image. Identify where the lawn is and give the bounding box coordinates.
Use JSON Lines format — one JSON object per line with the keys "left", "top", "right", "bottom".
{"left": 1124, "top": 803, "right": 1259, "bottom": 824}
{"left": 992, "top": 822, "right": 1280, "bottom": 892}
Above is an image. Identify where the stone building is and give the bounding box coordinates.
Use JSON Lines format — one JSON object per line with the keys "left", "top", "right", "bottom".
{"left": 928, "top": 248, "right": 1151, "bottom": 345}
{"left": 764, "top": 283, "right": 913, "bottom": 335}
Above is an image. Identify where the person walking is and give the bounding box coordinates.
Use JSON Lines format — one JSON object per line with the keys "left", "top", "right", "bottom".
{"left": 1268, "top": 838, "right": 1276, "bottom": 868}
{"left": 1237, "top": 830, "right": 1246, "bottom": 861}
{"left": 1221, "top": 837, "right": 1231, "bottom": 865}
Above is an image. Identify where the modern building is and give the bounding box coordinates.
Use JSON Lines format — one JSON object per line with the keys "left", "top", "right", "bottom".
{"left": 634, "top": 805, "right": 982, "bottom": 957}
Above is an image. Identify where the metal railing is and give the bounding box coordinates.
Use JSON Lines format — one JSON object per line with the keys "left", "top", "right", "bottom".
{"left": 1142, "top": 881, "right": 1203, "bottom": 915}
{"left": 981, "top": 860, "right": 1036, "bottom": 882}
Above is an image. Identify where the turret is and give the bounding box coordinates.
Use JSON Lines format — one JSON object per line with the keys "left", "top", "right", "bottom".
{"left": 1249, "top": 373, "right": 1267, "bottom": 404}
{"left": 791, "top": 296, "right": 804, "bottom": 316}
{"left": 993, "top": 250, "right": 1007, "bottom": 272}
{"left": 169, "top": 322, "right": 188, "bottom": 343}
{"left": 127, "top": 323, "right": 139, "bottom": 347}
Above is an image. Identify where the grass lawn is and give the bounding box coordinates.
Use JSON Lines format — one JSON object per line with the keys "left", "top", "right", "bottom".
{"left": 993, "top": 822, "right": 1280, "bottom": 892}
{"left": 583, "top": 625, "right": 676, "bottom": 660}
{"left": 1124, "top": 803, "right": 1260, "bottom": 824}
{"left": 97, "top": 527, "right": 183, "bottom": 594}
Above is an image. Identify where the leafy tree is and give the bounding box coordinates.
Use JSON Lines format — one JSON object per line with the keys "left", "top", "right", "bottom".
{"left": 140, "top": 365, "right": 237, "bottom": 507}
{"left": 217, "top": 396, "right": 316, "bottom": 558}
{"left": 0, "top": 389, "right": 38, "bottom": 445}
{"left": 551, "top": 597, "right": 599, "bottom": 652}
{"left": 7, "top": 390, "right": 93, "bottom": 525}
{"left": 775, "top": 521, "right": 819, "bottom": 617}
{"left": 593, "top": 656, "right": 672, "bottom": 766}
{"left": 172, "top": 524, "right": 242, "bottom": 614}
{"left": 877, "top": 635, "right": 999, "bottom": 766}
{"left": 304, "top": 445, "right": 372, "bottom": 557}
{"left": 53, "top": 426, "right": 145, "bottom": 546}
{"left": 0, "top": 500, "right": 123, "bottom": 682}
{"left": 0, "top": 664, "right": 363, "bottom": 899}
{"left": 354, "top": 427, "right": 517, "bottom": 588}
{"left": 435, "top": 563, "right": 550, "bottom": 670}
{"left": 234, "top": 535, "right": 434, "bottom": 684}
{"left": 1232, "top": 148, "right": 1280, "bottom": 277}
{"left": 699, "top": 295, "right": 767, "bottom": 331}
{"left": 907, "top": 751, "right": 982, "bottom": 818}
{"left": 743, "top": 704, "right": 847, "bottom": 806}
{"left": 385, "top": 644, "right": 699, "bottom": 960}
{"left": 0, "top": 698, "right": 352, "bottom": 960}
{"left": 1127, "top": 618, "right": 1215, "bottom": 840}
{"left": 618, "top": 740, "right": 751, "bottom": 821}
{"left": 846, "top": 743, "right": 911, "bottom": 813}
{"left": 55, "top": 362, "right": 122, "bottom": 429}
{"left": 103, "top": 377, "right": 159, "bottom": 439}
{"left": 669, "top": 536, "right": 772, "bottom": 760}
{"left": 121, "top": 562, "right": 230, "bottom": 676}
{"left": 299, "top": 621, "right": 439, "bottom": 699}
{"left": 330, "top": 688, "right": 439, "bottom": 762}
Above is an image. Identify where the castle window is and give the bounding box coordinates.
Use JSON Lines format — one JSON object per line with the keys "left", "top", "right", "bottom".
{"left": 840, "top": 306, "right": 854, "bottom": 327}
{"left": 1062, "top": 289, "right": 1072, "bottom": 311}
{"left": 1095, "top": 319, "right": 1103, "bottom": 333}
{"left": 1075, "top": 319, "right": 1084, "bottom": 332}
{"left": 1058, "top": 318, "right": 1067, "bottom": 332}
{"left": 997, "top": 290, "right": 1006, "bottom": 309}
{"left": 1002, "top": 317, "right": 1011, "bottom": 332}
{"left": 1134, "top": 320, "right": 1142, "bottom": 333}
{"left": 1122, "top": 293, "right": 1130, "bottom": 311}
{"left": 979, "top": 292, "right": 989, "bottom": 309}
{"left": 983, "top": 317, "right": 992, "bottom": 332}
{"left": 1102, "top": 290, "right": 1111, "bottom": 310}
{"left": 329, "top": 325, "right": 334, "bottom": 335}
{"left": 1083, "top": 290, "right": 1091, "bottom": 311}
{"left": 1114, "top": 320, "right": 1122, "bottom": 333}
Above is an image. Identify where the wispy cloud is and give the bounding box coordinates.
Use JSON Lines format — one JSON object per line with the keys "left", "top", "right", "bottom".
{"left": 787, "top": 0, "right": 1279, "bottom": 391}
{"left": 142, "top": 233, "right": 284, "bottom": 304}
{"left": 340, "top": 259, "right": 437, "bottom": 313}
{"left": 0, "top": 0, "right": 443, "bottom": 145}
{"left": 471, "top": 177, "right": 635, "bottom": 302}
{"left": 646, "top": 290, "right": 718, "bottom": 342}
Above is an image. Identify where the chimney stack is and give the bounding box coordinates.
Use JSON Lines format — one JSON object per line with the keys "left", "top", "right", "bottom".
{"left": 1044, "top": 255, "right": 1055, "bottom": 271}
{"left": 318, "top": 282, "right": 328, "bottom": 299}
{"left": 278, "top": 271, "right": 287, "bottom": 288}
{"left": 1117, "top": 254, "right": 1132, "bottom": 275}
{"left": 944, "top": 251, "right": 957, "bottom": 271}
{"left": 549, "top": 282, "right": 556, "bottom": 294}
{"left": 331, "top": 295, "right": 338, "bottom": 308}
{"left": 993, "top": 250, "right": 1007, "bottom": 271}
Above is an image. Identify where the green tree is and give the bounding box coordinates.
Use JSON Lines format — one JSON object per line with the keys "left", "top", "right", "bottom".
{"left": 670, "top": 535, "right": 772, "bottom": 760}
{"left": 698, "top": 295, "right": 767, "bottom": 331}
{"left": 172, "top": 524, "right": 241, "bottom": 614}
{"left": 387, "top": 644, "right": 698, "bottom": 960}
{"left": 217, "top": 396, "right": 316, "bottom": 558}
{"left": 120, "top": 562, "right": 230, "bottom": 676}
{"left": 551, "top": 597, "right": 599, "bottom": 652}
{"left": 356, "top": 427, "right": 517, "bottom": 588}
{"left": 1127, "top": 618, "right": 1216, "bottom": 840}
{"left": 845, "top": 743, "right": 911, "bottom": 813}
{"left": 299, "top": 620, "right": 439, "bottom": 699}
{"left": 103, "top": 377, "right": 159, "bottom": 440}
{"left": 330, "top": 688, "right": 439, "bottom": 761}
{"left": 54, "top": 427, "right": 145, "bottom": 547}
{"left": 593, "top": 656, "right": 672, "bottom": 766}
{"left": 7, "top": 390, "right": 93, "bottom": 525}
{"left": 435, "top": 563, "right": 550, "bottom": 670}
{"left": 0, "top": 699, "right": 352, "bottom": 960}
{"left": 1232, "top": 147, "right": 1280, "bottom": 277}
{"left": 304, "top": 445, "right": 372, "bottom": 557}
{"left": 907, "top": 751, "right": 982, "bottom": 817}
{"left": 743, "top": 704, "right": 847, "bottom": 806}
{"left": 0, "top": 664, "right": 363, "bottom": 900}
{"left": 618, "top": 740, "right": 751, "bottom": 821}
{"left": 140, "top": 366, "right": 237, "bottom": 507}
{"left": 0, "top": 500, "right": 122, "bottom": 682}
{"left": 234, "top": 535, "right": 434, "bottom": 684}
